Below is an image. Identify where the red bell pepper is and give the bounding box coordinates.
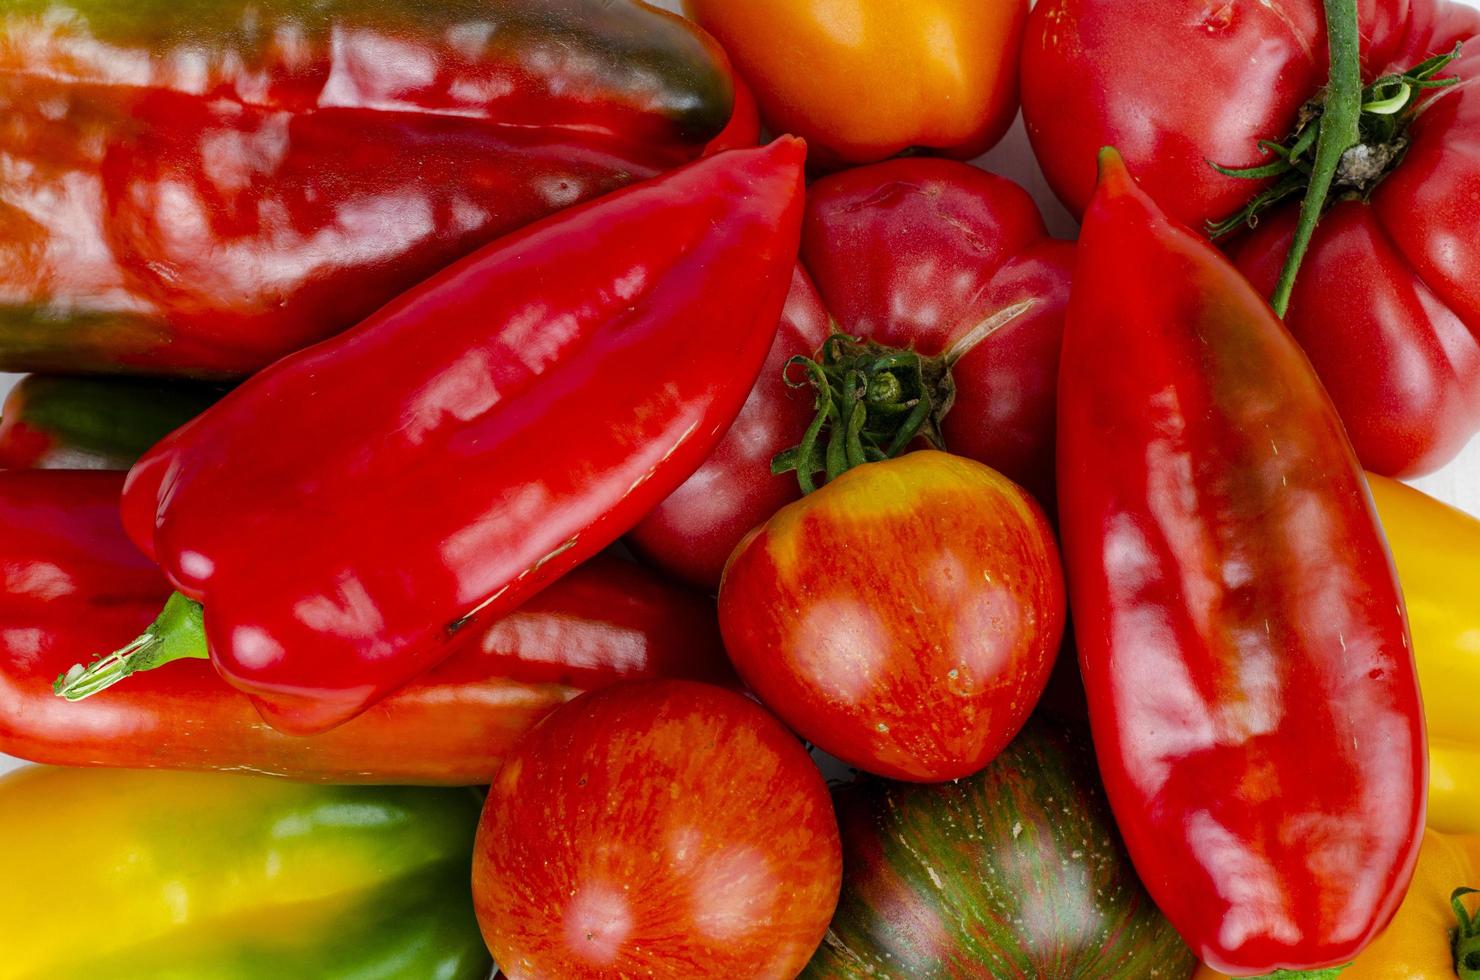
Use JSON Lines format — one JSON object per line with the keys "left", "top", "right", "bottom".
{"left": 2, "top": 470, "right": 729, "bottom": 783}
{"left": 0, "top": 0, "right": 738, "bottom": 378}
{"left": 55, "top": 141, "right": 805, "bottom": 734}
{"left": 1057, "top": 150, "right": 1426, "bottom": 974}
{"left": 0, "top": 375, "right": 221, "bottom": 470}
{"left": 629, "top": 159, "right": 1072, "bottom": 589}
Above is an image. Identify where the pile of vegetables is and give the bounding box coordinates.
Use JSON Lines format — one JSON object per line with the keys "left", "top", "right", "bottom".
{"left": 1, "top": 0, "right": 1477, "bottom": 977}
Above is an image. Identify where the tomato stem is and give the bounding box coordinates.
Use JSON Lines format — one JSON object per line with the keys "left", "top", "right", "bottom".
{"left": 1269, "top": 0, "right": 1361, "bottom": 317}
{"left": 1206, "top": 0, "right": 1463, "bottom": 315}
{"left": 54, "top": 592, "right": 208, "bottom": 700}
{"left": 772, "top": 302, "right": 1032, "bottom": 493}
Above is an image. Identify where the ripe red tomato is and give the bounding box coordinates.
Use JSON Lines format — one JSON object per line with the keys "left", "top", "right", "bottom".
{"left": 1021, "top": 0, "right": 1480, "bottom": 477}
{"left": 630, "top": 160, "right": 1071, "bottom": 590}
{"left": 471, "top": 679, "right": 841, "bottom": 979}
{"left": 718, "top": 451, "right": 1066, "bottom": 782}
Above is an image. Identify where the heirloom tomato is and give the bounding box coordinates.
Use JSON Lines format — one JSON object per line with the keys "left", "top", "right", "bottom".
{"left": 719, "top": 451, "right": 1066, "bottom": 783}
{"left": 630, "top": 159, "right": 1071, "bottom": 590}
{"left": 1022, "top": 0, "right": 1480, "bottom": 476}
{"left": 472, "top": 680, "right": 841, "bottom": 980}
{"left": 803, "top": 722, "right": 1196, "bottom": 979}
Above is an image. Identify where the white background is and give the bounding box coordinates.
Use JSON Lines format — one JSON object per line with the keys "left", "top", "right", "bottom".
{"left": 1, "top": 1, "right": 1476, "bottom": 778}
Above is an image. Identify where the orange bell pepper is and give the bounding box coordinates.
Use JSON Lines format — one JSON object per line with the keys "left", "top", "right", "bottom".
{"left": 684, "top": 0, "right": 1026, "bottom": 166}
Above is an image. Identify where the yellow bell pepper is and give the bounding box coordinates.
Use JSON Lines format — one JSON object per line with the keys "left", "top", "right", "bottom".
{"left": 0, "top": 766, "right": 490, "bottom": 980}
{"left": 1368, "top": 474, "right": 1480, "bottom": 834}
{"left": 1195, "top": 828, "right": 1480, "bottom": 979}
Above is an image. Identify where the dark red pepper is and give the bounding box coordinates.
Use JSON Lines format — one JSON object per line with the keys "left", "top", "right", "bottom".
{"left": 56, "top": 141, "right": 805, "bottom": 734}
{"left": 630, "top": 159, "right": 1071, "bottom": 589}
{"left": 2, "top": 470, "right": 729, "bottom": 783}
{"left": 1057, "top": 150, "right": 1425, "bottom": 974}
{"left": 0, "top": 0, "right": 737, "bottom": 378}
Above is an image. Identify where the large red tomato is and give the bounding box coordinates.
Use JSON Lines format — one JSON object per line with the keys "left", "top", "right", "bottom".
{"left": 471, "top": 679, "right": 841, "bottom": 979}
{"left": 629, "top": 159, "right": 1072, "bottom": 590}
{"left": 718, "top": 451, "right": 1066, "bottom": 783}
{"left": 1021, "top": 0, "right": 1480, "bottom": 477}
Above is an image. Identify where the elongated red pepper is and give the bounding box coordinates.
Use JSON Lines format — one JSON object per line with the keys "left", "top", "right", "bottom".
{"left": 2, "top": 470, "right": 729, "bottom": 782}
{"left": 0, "top": 0, "right": 737, "bottom": 378}
{"left": 57, "top": 142, "right": 805, "bottom": 734}
{"left": 1057, "top": 150, "right": 1425, "bottom": 975}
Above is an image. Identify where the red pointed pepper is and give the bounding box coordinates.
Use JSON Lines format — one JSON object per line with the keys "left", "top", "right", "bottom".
{"left": 3, "top": 470, "right": 730, "bottom": 782}
{"left": 0, "top": 0, "right": 738, "bottom": 378}
{"left": 56, "top": 142, "right": 804, "bottom": 734}
{"left": 1057, "top": 150, "right": 1425, "bottom": 974}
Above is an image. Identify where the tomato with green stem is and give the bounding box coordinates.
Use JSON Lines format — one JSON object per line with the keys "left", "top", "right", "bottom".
{"left": 630, "top": 159, "right": 1071, "bottom": 590}
{"left": 1022, "top": 0, "right": 1480, "bottom": 477}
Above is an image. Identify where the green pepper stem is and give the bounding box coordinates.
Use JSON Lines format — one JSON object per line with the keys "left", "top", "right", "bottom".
{"left": 1250, "top": 966, "right": 1349, "bottom": 980}
{"left": 1270, "top": 0, "right": 1361, "bottom": 317}
{"left": 53, "top": 592, "right": 209, "bottom": 701}
{"left": 1454, "top": 887, "right": 1480, "bottom": 979}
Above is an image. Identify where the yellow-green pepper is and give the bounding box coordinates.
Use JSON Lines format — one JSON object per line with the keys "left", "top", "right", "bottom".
{"left": 1368, "top": 474, "right": 1480, "bottom": 834}
{"left": 0, "top": 767, "right": 490, "bottom": 980}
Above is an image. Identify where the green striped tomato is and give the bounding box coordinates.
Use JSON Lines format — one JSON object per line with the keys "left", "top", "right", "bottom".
{"left": 802, "top": 721, "right": 1196, "bottom": 979}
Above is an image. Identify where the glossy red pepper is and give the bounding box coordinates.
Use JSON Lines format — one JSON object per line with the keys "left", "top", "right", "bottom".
{"left": 0, "top": 0, "right": 737, "bottom": 378}
{"left": 1, "top": 470, "right": 730, "bottom": 783}
{"left": 1057, "top": 150, "right": 1425, "bottom": 975}
{"left": 630, "top": 159, "right": 1071, "bottom": 589}
{"left": 60, "top": 142, "right": 805, "bottom": 735}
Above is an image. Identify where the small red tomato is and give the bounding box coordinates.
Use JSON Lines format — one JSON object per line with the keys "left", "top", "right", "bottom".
{"left": 719, "top": 451, "right": 1065, "bottom": 782}
{"left": 471, "top": 679, "right": 841, "bottom": 980}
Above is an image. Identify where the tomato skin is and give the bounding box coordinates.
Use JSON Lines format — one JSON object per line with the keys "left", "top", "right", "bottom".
{"left": 471, "top": 679, "right": 841, "bottom": 980}
{"left": 631, "top": 160, "right": 1071, "bottom": 592}
{"left": 685, "top": 0, "right": 1026, "bottom": 166}
{"left": 803, "top": 161, "right": 1071, "bottom": 502}
{"left": 1229, "top": 201, "right": 1480, "bottom": 477}
{"left": 1021, "top": 0, "right": 1480, "bottom": 477}
{"left": 627, "top": 266, "right": 830, "bottom": 589}
{"left": 802, "top": 722, "right": 1196, "bottom": 979}
{"left": 718, "top": 451, "right": 1066, "bottom": 783}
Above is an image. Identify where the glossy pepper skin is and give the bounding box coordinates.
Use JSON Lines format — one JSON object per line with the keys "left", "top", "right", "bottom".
{"left": 1057, "top": 151, "right": 1425, "bottom": 975}
{"left": 0, "top": 0, "right": 736, "bottom": 377}
{"left": 1368, "top": 474, "right": 1480, "bottom": 835}
{"left": 0, "top": 376, "right": 221, "bottom": 469}
{"left": 630, "top": 159, "right": 1072, "bottom": 589}
{"left": 113, "top": 142, "right": 804, "bottom": 734}
{"left": 1023, "top": 0, "right": 1480, "bottom": 477}
{"left": 0, "top": 766, "right": 489, "bottom": 980}
{"left": 1, "top": 470, "right": 730, "bottom": 782}
{"left": 1197, "top": 829, "right": 1480, "bottom": 980}
{"left": 685, "top": 0, "right": 1026, "bottom": 166}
